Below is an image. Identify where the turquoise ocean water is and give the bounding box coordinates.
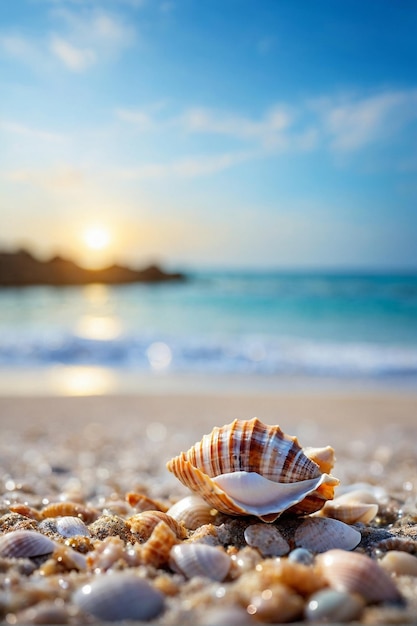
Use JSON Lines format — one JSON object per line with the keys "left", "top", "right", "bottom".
{"left": 0, "top": 270, "right": 416, "bottom": 382}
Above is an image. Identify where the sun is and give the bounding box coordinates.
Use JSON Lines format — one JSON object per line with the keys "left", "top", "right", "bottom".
{"left": 83, "top": 226, "right": 111, "bottom": 251}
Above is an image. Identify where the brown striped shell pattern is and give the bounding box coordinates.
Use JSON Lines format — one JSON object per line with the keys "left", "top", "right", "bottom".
{"left": 166, "top": 418, "right": 339, "bottom": 522}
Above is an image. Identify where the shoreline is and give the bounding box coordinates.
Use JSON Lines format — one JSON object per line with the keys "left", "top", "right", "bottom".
{"left": 0, "top": 365, "right": 416, "bottom": 398}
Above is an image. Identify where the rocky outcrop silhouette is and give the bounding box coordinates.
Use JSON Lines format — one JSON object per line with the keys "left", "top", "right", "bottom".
{"left": 0, "top": 249, "right": 185, "bottom": 287}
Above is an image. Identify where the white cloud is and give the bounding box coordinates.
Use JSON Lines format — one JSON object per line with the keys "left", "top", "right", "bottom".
{"left": 50, "top": 35, "right": 96, "bottom": 71}
{"left": 1, "top": 5, "right": 135, "bottom": 74}
{"left": 180, "top": 106, "right": 292, "bottom": 144}
{"left": 316, "top": 89, "right": 417, "bottom": 151}
{"left": 113, "top": 87, "right": 417, "bottom": 179}
{"left": 118, "top": 150, "right": 256, "bottom": 180}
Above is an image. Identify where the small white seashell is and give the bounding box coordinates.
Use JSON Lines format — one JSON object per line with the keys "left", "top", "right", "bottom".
{"left": 0, "top": 530, "right": 55, "bottom": 558}
{"left": 244, "top": 523, "right": 290, "bottom": 557}
{"left": 295, "top": 517, "right": 361, "bottom": 553}
{"left": 167, "top": 495, "right": 215, "bottom": 530}
{"left": 305, "top": 589, "right": 365, "bottom": 622}
{"left": 55, "top": 516, "right": 90, "bottom": 538}
{"left": 170, "top": 543, "right": 231, "bottom": 582}
{"left": 73, "top": 572, "right": 165, "bottom": 621}
{"left": 379, "top": 551, "right": 417, "bottom": 577}
{"left": 317, "top": 549, "right": 402, "bottom": 603}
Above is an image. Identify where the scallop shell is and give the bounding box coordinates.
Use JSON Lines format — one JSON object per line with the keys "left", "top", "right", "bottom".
{"left": 0, "top": 530, "right": 56, "bottom": 558}
{"left": 317, "top": 549, "right": 402, "bottom": 603}
{"left": 55, "top": 516, "right": 90, "bottom": 538}
{"left": 170, "top": 543, "right": 231, "bottom": 581}
{"left": 40, "top": 501, "right": 97, "bottom": 523}
{"left": 166, "top": 418, "right": 339, "bottom": 522}
{"left": 294, "top": 517, "right": 361, "bottom": 553}
{"left": 139, "top": 520, "right": 179, "bottom": 568}
{"left": 167, "top": 495, "right": 215, "bottom": 530}
{"left": 126, "top": 510, "right": 186, "bottom": 541}
{"left": 126, "top": 492, "right": 168, "bottom": 512}
{"left": 73, "top": 572, "right": 165, "bottom": 621}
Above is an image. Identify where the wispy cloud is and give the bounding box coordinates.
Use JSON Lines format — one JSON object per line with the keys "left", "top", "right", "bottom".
{"left": 0, "top": 119, "right": 66, "bottom": 143}
{"left": 118, "top": 150, "right": 256, "bottom": 180}
{"left": 180, "top": 106, "right": 292, "bottom": 145}
{"left": 114, "top": 87, "right": 417, "bottom": 180}
{"left": 0, "top": 5, "right": 135, "bottom": 73}
{"left": 315, "top": 89, "right": 417, "bottom": 151}
{"left": 50, "top": 35, "right": 95, "bottom": 71}
{"left": 49, "top": 7, "right": 135, "bottom": 70}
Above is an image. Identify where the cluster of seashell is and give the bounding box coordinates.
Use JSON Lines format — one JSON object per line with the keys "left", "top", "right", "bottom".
{"left": 1, "top": 417, "right": 416, "bottom": 623}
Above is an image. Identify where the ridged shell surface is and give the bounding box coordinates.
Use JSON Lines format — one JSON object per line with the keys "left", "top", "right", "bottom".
{"left": 166, "top": 418, "right": 339, "bottom": 521}
{"left": 317, "top": 549, "right": 402, "bottom": 603}
{"left": 294, "top": 517, "right": 361, "bottom": 553}
{"left": 0, "top": 530, "right": 56, "bottom": 558}
{"left": 167, "top": 495, "right": 214, "bottom": 530}
{"left": 55, "top": 516, "right": 90, "bottom": 538}
{"left": 170, "top": 543, "right": 231, "bottom": 581}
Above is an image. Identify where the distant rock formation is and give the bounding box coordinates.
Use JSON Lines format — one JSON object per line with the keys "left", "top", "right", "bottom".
{"left": 0, "top": 249, "right": 186, "bottom": 287}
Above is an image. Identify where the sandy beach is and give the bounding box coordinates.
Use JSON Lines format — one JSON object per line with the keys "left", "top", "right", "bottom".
{"left": 1, "top": 381, "right": 417, "bottom": 623}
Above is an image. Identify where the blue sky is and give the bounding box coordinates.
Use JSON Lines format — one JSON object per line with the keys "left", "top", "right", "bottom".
{"left": 1, "top": 0, "right": 416, "bottom": 269}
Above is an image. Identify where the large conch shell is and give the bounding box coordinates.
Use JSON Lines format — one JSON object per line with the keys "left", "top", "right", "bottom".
{"left": 166, "top": 418, "right": 339, "bottom": 522}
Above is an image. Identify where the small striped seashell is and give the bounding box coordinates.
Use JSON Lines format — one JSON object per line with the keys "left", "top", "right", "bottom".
{"left": 126, "top": 510, "right": 186, "bottom": 541}
{"left": 73, "top": 572, "right": 165, "bottom": 621}
{"left": 294, "top": 517, "right": 361, "bottom": 553}
{"left": 318, "top": 487, "right": 379, "bottom": 524}
{"left": 317, "top": 549, "right": 402, "bottom": 603}
{"left": 379, "top": 551, "right": 417, "bottom": 576}
{"left": 140, "top": 520, "right": 179, "bottom": 568}
{"left": 319, "top": 500, "right": 378, "bottom": 524}
{"left": 40, "top": 501, "right": 97, "bottom": 523}
{"left": 126, "top": 492, "right": 168, "bottom": 512}
{"left": 8, "top": 504, "right": 42, "bottom": 521}
{"left": 244, "top": 523, "right": 290, "bottom": 557}
{"left": 0, "top": 529, "right": 55, "bottom": 558}
{"left": 55, "top": 516, "right": 90, "bottom": 538}
{"left": 170, "top": 543, "right": 231, "bottom": 581}
{"left": 166, "top": 418, "right": 339, "bottom": 522}
{"left": 167, "top": 495, "right": 215, "bottom": 530}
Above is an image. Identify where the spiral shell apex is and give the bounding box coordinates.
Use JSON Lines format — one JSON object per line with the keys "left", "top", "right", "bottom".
{"left": 166, "top": 418, "right": 339, "bottom": 522}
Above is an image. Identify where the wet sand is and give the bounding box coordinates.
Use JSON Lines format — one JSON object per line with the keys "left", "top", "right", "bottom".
{"left": 1, "top": 386, "right": 417, "bottom": 623}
